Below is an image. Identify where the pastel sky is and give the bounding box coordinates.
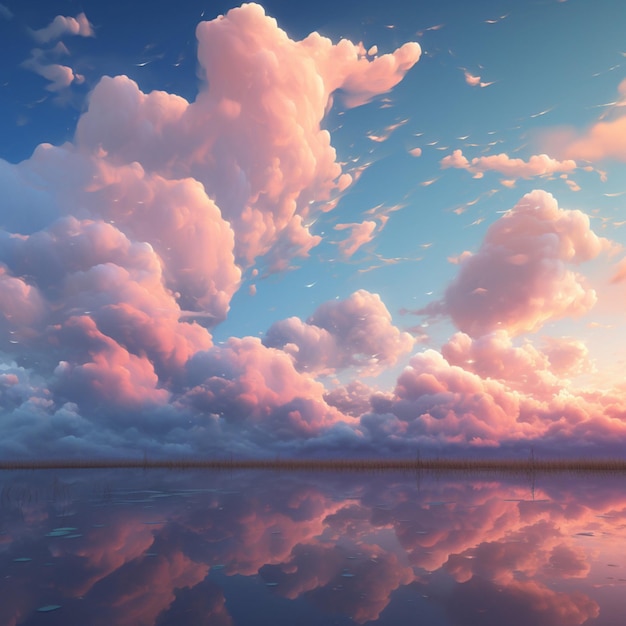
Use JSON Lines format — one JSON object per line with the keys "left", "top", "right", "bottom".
{"left": 2, "top": 0, "right": 626, "bottom": 459}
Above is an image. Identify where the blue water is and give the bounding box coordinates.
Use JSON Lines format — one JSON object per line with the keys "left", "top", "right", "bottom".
{"left": 0, "top": 469, "right": 623, "bottom": 625}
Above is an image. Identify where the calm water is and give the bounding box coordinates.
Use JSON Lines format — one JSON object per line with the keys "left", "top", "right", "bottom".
{"left": 0, "top": 469, "right": 624, "bottom": 625}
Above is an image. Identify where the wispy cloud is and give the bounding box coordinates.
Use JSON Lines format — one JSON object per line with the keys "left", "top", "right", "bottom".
{"left": 0, "top": 3, "right": 13, "bottom": 20}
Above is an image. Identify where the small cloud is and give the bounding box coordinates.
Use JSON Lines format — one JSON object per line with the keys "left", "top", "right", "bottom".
{"left": 21, "top": 47, "right": 82, "bottom": 92}
{"left": 448, "top": 251, "right": 473, "bottom": 265}
{"left": 484, "top": 13, "right": 509, "bottom": 24}
{"left": 463, "top": 69, "right": 495, "bottom": 88}
{"left": 29, "top": 12, "right": 94, "bottom": 44}
{"left": 440, "top": 149, "right": 578, "bottom": 181}
{"left": 334, "top": 221, "right": 377, "bottom": 258}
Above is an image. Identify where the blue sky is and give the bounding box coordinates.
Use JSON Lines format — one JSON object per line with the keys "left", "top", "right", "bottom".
{"left": 2, "top": 0, "right": 626, "bottom": 458}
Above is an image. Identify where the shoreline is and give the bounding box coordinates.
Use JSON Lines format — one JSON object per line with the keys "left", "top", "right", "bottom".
{"left": 2, "top": 458, "right": 626, "bottom": 472}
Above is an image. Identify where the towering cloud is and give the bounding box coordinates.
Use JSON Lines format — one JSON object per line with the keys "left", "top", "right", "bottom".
{"left": 0, "top": 4, "right": 424, "bottom": 458}
{"left": 74, "top": 3, "right": 420, "bottom": 269}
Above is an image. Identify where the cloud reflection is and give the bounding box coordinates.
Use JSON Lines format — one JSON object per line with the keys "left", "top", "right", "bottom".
{"left": 2, "top": 470, "right": 625, "bottom": 624}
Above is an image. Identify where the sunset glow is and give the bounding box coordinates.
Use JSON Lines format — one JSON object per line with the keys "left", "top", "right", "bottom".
{"left": 2, "top": 0, "right": 626, "bottom": 459}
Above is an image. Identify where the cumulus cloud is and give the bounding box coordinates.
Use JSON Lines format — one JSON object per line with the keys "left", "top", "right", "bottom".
{"left": 0, "top": 4, "right": 427, "bottom": 460}
{"left": 183, "top": 336, "right": 353, "bottom": 441}
{"left": 74, "top": 3, "right": 420, "bottom": 269}
{"left": 419, "top": 190, "right": 607, "bottom": 337}
{"left": 354, "top": 339, "right": 626, "bottom": 454}
{"left": 3, "top": 3, "right": 626, "bottom": 460}
{"left": 29, "top": 12, "right": 94, "bottom": 43}
{"left": 379, "top": 348, "right": 529, "bottom": 447}
{"left": 323, "top": 380, "right": 375, "bottom": 417}
{"left": 441, "top": 331, "right": 591, "bottom": 400}
{"left": 442, "top": 331, "right": 562, "bottom": 398}
{"left": 440, "top": 149, "right": 577, "bottom": 180}
{"left": 264, "top": 290, "right": 414, "bottom": 375}
{"left": 0, "top": 216, "right": 215, "bottom": 420}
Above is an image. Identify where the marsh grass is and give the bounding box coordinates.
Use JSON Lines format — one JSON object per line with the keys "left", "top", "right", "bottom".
{"left": 1, "top": 457, "right": 626, "bottom": 474}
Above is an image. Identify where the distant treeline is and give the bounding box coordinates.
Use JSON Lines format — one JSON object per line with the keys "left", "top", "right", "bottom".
{"left": 2, "top": 457, "right": 626, "bottom": 473}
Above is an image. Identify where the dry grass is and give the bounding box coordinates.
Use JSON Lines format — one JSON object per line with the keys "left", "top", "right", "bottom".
{"left": 1, "top": 457, "right": 626, "bottom": 473}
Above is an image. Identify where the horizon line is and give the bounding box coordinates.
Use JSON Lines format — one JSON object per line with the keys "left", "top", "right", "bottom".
{"left": 2, "top": 457, "right": 626, "bottom": 472}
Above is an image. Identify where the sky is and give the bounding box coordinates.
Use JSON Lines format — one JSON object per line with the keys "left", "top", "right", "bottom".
{"left": 1, "top": 0, "right": 626, "bottom": 459}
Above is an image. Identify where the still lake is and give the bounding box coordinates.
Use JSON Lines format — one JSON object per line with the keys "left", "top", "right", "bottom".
{"left": 0, "top": 468, "right": 624, "bottom": 625}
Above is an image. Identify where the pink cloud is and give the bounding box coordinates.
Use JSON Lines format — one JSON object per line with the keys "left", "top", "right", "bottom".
{"left": 541, "top": 78, "right": 626, "bottom": 162}
{"left": 5, "top": 3, "right": 626, "bottom": 459}
{"left": 440, "top": 149, "right": 577, "bottom": 180}
{"left": 264, "top": 290, "right": 414, "bottom": 375}
{"left": 441, "top": 331, "right": 590, "bottom": 402}
{"left": 559, "top": 114, "right": 626, "bottom": 161}
{"left": 0, "top": 265, "right": 46, "bottom": 343}
{"left": 464, "top": 71, "right": 481, "bottom": 86}
{"left": 53, "top": 316, "right": 171, "bottom": 410}
{"left": 448, "top": 578, "right": 598, "bottom": 626}
{"left": 540, "top": 336, "right": 590, "bottom": 377}
{"left": 10, "top": 142, "right": 241, "bottom": 322}
{"left": 442, "top": 331, "right": 563, "bottom": 399}
{"left": 184, "top": 336, "right": 351, "bottom": 439}
{"left": 463, "top": 70, "right": 494, "bottom": 88}
{"left": 388, "top": 348, "right": 528, "bottom": 446}
{"left": 0, "top": 216, "right": 214, "bottom": 411}
{"left": 324, "top": 380, "right": 375, "bottom": 417}
{"left": 334, "top": 220, "right": 377, "bottom": 257}
{"left": 610, "top": 257, "right": 626, "bottom": 283}
{"left": 266, "top": 543, "right": 414, "bottom": 623}
{"left": 73, "top": 3, "right": 420, "bottom": 269}
{"left": 420, "top": 190, "right": 607, "bottom": 337}
{"left": 357, "top": 326, "right": 626, "bottom": 453}
{"left": 0, "top": 5, "right": 426, "bottom": 459}
{"left": 29, "top": 12, "right": 94, "bottom": 43}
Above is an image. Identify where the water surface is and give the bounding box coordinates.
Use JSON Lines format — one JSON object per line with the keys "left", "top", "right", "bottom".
{"left": 1, "top": 469, "right": 624, "bottom": 625}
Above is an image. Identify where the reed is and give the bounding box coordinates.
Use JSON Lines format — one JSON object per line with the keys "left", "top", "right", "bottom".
{"left": 1, "top": 457, "right": 626, "bottom": 473}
